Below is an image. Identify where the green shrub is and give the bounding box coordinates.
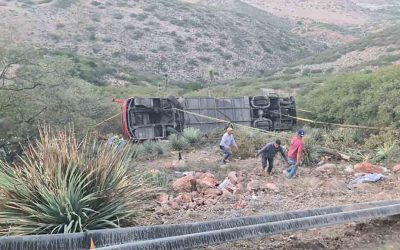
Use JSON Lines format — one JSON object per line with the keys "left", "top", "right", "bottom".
{"left": 300, "top": 66, "right": 400, "bottom": 128}
{"left": 374, "top": 142, "right": 396, "bottom": 162}
{"left": 0, "top": 126, "right": 159, "bottom": 235}
{"left": 139, "top": 140, "right": 167, "bottom": 157}
{"left": 182, "top": 127, "right": 202, "bottom": 146}
{"left": 168, "top": 134, "right": 189, "bottom": 151}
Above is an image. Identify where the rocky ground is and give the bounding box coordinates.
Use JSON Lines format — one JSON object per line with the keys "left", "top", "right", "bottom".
{"left": 137, "top": 146, "right": 400, "bottom": 249}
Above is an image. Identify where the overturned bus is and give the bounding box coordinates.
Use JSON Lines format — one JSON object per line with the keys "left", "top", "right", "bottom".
{"left": 113, "top": 94, "right": 296, "bottom": 140}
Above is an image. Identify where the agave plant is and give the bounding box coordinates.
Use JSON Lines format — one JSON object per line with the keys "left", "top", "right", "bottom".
{"left": 374, "top": 141, "right": 396, "bottom": 162}
{"left": 182, "top": 127, "right": 202, "bottom": 146}
{"left": 168, "top": 134, "right": 189, "bottom": 151}
{"left": 0, "top": 125, "right": 159, "bottom": 235}
{"left": 302, "top": 136, "right": 321, "bottom": 166}
{"left": 138, "top": 140, "right": 167, "bottom": 158}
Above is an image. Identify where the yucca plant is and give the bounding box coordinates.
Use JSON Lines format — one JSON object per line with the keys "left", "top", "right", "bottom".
{"left": 168, "top": 134, "right": 189, "bottom": 151}
{"left": 0, "top": 125, "right": 160, "bottom": 235}
{"left": 374, "top": 141, "right": 396, "bottom": 162}
{"left": 182, "top": 127, "right": 202, "bottom": 146}
{"left": 139, "top": 140, "right": 167, "bottom": 158}
{"left": 302, "top": 136, "right": 321, "bottom": 166}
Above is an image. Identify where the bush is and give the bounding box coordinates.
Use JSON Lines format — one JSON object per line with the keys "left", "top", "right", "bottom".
{"left": 182, "top": 127, "right": 202, "bottom": 146}
{"left": 0, "top": 126, "right": 159, "bottom": 235}
{"left": 300, "top": 66, "right": 400, "bottom": 127}
{"left": 374, "top": 142, "right": 397, "bottom": 162}
{"left": 139, "top": 140, "right": 167, "bottom": 158}
{"left": 233, "top": 128, "right": 285, "bottom": 159}
{"left": 302, "top": 136, "right": 321, "bottom": 165}
{"left": 168, "top": 134, "right": 189, "bottom": 151}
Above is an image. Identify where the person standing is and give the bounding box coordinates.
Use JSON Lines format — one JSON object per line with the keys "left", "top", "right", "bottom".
{"left": 287, "top": 128, "right": 305, "bottom": 178}
{"left": 256, "top": 139, "right": 289, "bottom": 175}
{"left": 219, "top": 127, "right": 238, "bottom": 164}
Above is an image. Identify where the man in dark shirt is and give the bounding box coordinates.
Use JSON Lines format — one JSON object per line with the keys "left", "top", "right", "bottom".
{"left": 256, "top": 139, "right": 289, "bottom": 175}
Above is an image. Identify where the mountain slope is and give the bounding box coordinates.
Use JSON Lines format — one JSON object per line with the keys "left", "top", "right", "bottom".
{"left": 0, "top": 0, "right": 325, "bottom": 81}
{"left": 273, "top": 25, "right": 400, "bottom": 76}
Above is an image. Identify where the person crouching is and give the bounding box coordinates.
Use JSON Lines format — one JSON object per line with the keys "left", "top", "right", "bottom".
{"left": 219, "top": 127, "right": 238, "bottom": 164}
{"left": 256, "top": 139, "right": 289, "bottom": 175}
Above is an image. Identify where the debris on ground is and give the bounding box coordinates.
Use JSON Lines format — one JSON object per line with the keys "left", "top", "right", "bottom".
{"left": 349, "top": 173, "right": 386, "bottom": 185}
{"left": 315, "top": 163, "right": 338, "bottom": 174}
{"left": 354, "top": 162, "right": 385, "bottom": 174}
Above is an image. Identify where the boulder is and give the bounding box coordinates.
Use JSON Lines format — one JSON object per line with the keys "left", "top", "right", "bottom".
{"left": 172, "top": 175, "right": 197, "bottom": 193}
{"left": 196, "top": 173, "right": 219, "bottom": 191}
{"left": 354, "top": 162, "right": 385, "bottom": 174}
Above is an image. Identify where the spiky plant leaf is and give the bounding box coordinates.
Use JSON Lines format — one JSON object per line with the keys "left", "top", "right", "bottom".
{"left": 0, "top": 125, "right": 160, "bottom": 235}
{"left": 168, "top": 134, "right": 189, "bottom": 151}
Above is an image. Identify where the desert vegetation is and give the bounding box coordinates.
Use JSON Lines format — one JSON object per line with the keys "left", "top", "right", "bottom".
{"left": 0, "top": 126, "right": 159, "bottom": 235}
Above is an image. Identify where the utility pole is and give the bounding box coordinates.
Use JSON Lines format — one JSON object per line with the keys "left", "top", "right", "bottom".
{"left": 208, "top": 68, "right": 214, "bottom": 97}
{"left": 164, "top": 74, "right": 168, "bottom": 91}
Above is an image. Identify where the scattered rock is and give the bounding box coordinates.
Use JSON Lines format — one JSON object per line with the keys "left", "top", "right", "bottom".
{"left": 220, "top": 189, "right": 236, "bottom": 202}
{"left": 348, "top": 182, "right": 375, "bottom": 191}
{"left": 344, "top": 165, "right": 354, "bottom": 174}
{"left": 247, "top": 179, "right": 261, "bottom": 192}
{"left": 172, "top": 175, "right": 197, "bottom": 193}
{"left": 354, "top": 162, "right": 385, "bottom": 174}
{"left": 234, "top": 182, "right": 245, "bottom": 194}
{"left": 262, "top": 182, "right": 280, "bottom": 193}
{"left": 315, "top": 163, "right": 337, "bottom": 174}
{"left": 168, "top": 201, "right": 180, "bottom": 210}
{"left": 203, "top": 188, "right": 223, "bottom": 197}
{"left": 227, "top": 171, "right": 238, "bottom": 185}
{"left": 248, "top": 180, "right": 279, "bottom": 193}
{"left": 393, "top": 164, "right": 400, "bottom": 173}
{"left": 204, "top": 198, "right": 218, "bottom": 205}
{"left": 158, "top": 194, "right": 170, "bottom": 204}
{"left": 235, "top": 199, "right": 247, "bottom": 209}
{"left": 174, "top": 193, "right": 193, "bottom": 204}
{"left": 193, "top": 197, "right": 205, "bottom": 206}
{"left": 196, "top": 173, "right": 218, "bottom": 191}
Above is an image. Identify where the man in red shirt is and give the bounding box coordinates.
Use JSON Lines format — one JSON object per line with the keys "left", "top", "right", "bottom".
{"left": 287, "top": 129, "right": 305, "bottom": 178}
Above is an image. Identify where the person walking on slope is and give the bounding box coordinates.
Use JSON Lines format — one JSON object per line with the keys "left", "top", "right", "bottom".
{"left": 256, "top": 139, "right": 289, "bottom": 176}
{"left": 286, "top": 128, "right": 305, "bottom": 178}
{"left": 219, "top": 127, "right": 238, "bottom": 164}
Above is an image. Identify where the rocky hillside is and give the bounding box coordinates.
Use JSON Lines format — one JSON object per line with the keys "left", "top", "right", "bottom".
{"left": 0, "top": 0, "right": 326, "bottom": 81}
{"left": 193, "top": 0, "right": 400, "bottom": 46}
{"left": 276, "top": 25, "right": 400, "bottom": 77}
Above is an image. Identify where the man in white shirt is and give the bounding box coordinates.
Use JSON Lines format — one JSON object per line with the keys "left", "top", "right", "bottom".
{"left": 219, "top": 127, "right": 238, "bottom": 164}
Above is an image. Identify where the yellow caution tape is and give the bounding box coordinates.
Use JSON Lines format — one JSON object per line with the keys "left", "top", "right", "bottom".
{"left": 172, "top": 108, "right": 292, "bottom": 139}
{"left": 279, "top": 113, "right": 383, "bottom": 130}
{"left": 91, "top": 112, "right": 122, "bottom": 128}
